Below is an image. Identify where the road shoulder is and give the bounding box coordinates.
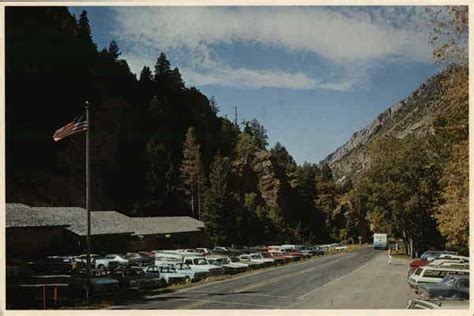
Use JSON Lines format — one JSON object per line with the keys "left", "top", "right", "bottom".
{"left": 292, "top": 250, "right": 416, "bottom": 309}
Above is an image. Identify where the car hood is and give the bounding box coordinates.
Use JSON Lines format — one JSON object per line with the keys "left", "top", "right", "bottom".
{"left": 192, "top": 264, "right": 222, "bottom": 270}
{"left": 160, "top": 272, "right": 187, "bottom": 278}
{"left": 224, "top": 263, "right": 247, "bottom": 268}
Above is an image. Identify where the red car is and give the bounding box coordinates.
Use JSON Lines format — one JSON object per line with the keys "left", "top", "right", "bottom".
{"left": 263, "top": 252, "right": 289, "bottom": 264}
{"left": 408, "top": 258, "right": 429, "bottom": 276}
{"left": 269, "top": 250, "right": 301, "bottom": 262}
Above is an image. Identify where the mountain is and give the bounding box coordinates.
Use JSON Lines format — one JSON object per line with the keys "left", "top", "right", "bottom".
{"left": 320, "top": 65, "right": 468, "bottom": 182}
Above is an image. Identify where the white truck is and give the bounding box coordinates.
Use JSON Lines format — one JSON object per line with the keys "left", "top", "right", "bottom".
{"left": 373, "top": 233, "right": 388, "bottom": 250}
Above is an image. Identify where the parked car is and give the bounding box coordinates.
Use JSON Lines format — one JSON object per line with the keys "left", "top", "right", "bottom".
{"left": 238, "top": 254, "right": 269, "bottom": 268}
{"left": 71, "top": 268, "right": 120, "bottom": 296}
{"left": 154, "top": 252, "right": 184, "bottom": 266}
{"left": 125, "top": 252, "right": 154, "bottom": 267}
{"left": 249, "top": 253, "right": 276, "bottom": 266}
{"left": 74, "top": 254, "right": 120, "bottom": 271}
{"left": 262, "top": 252, "right": 288, "bottom": 264}
{"left": 182, "top": 256, "right": 225, "bottom": 276}
{"left": 206, "top": 255, "right": 248, "bottom": 274}
{"left": 104, "top": 254, "right": 129, "bottom": 268}
{"left": 406, "top": 298, "right": 468, "bottom": 309}
{"left": 427, "top": 260, "right": 469, "bottom": 270}
{"left": 409, "top": 256, "right": 469, "bottom": 276}
{"left": 169, "top": 262, "right": 209, "bottom": 282}
{"left": 175, "top": 249, "right": 203, "bottom": 256}
{"left": 279, "top": 248, "right": 305, "bottom": 259}
{"left": 408, "top": 266, "right": 469, "bottom": 288}
{"left": 417, "top": 275, "right": 469, "bottom": 300}
{"left": 420, "top": 250, "right": 457, "bottom": 261}
{"left": 195, "top": 248, "right": 212, "bottom": 255}
{"left": 143, "top": 265, "right": 189, "bottom": 285}
{"left": 213, "top": 247, "right": 230, "bottom": 253}
{"left": 230, "top": 256, "right": 263, "bottom": 270}
{"left": 112, "top": 267, "right": 162, "bottom": 290}
{"left": 333, "top": 244, "right": 348, "bottom": 252}
{"left": 436, "top": 254, "right": 469, "bottom": 262}
{"left": 268, "top": 250, "right": 300, "bottom": 262}
{"left": 409, "top": 258, "right": 430, "bottom": 276}
{"left": 303, "top": 246, "right": 325, "bottom": 256}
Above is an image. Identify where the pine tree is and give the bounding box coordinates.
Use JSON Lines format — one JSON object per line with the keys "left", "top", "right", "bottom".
{"left": 242, "top": 119, "right": 268, "bottom": 149}
{"left": 139, "top": 66, "right": 153, "bottom": 83}
{"left": 180, "top": 127, "right": 205, "bottom": 218}
{"left": 203, "top": 154, "right": 233, "bottom": 245}
{"left": 108, "top": 40, "right": 121, "bottom": 60}
{"left": 154, "top": 52, "right": 171, "bottom": 78}
{"left": 77, "top": 10, "right": 92, "bottom": 42}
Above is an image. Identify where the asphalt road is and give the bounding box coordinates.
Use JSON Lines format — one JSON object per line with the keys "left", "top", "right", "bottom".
{"left": 109, "top": 246, "right": 381, "bottom": 309}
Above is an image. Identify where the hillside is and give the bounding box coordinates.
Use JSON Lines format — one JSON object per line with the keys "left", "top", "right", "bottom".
{"left": 320, "top": 65, "right": 468, "bottom": 182}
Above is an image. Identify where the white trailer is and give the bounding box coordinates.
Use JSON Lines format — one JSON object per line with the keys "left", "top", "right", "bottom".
{"left": 373, "top": 233, "right": 388, "bottom": 250}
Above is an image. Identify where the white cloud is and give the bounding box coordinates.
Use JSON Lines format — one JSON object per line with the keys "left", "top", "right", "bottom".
{"left": 112, "top": 7, "right": 434, "bottom": 91}
{"left": 182, "top": 67, "right": 319, "bottom": 90}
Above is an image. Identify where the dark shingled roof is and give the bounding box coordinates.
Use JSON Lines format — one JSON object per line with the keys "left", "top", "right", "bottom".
{"left": 6, "top": 204, "right": 205, "bottom": 236}
{"left": 129, "top": 216, "right": 205, "bottom": 235}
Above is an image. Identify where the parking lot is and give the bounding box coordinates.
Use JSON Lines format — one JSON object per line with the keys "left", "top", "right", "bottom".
{"left": 8, "top": 244, "right": 469, "bottom": 309}
{"left": 109, "top": 247, "right": 391, "bottom": 309}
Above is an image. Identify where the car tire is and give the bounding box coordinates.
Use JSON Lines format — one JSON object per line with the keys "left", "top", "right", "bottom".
{"left": 98, "top": 264, "right": 105, "bottom": 272}
{"left": 185, "top": 277, "right": 191, "bottom": 284}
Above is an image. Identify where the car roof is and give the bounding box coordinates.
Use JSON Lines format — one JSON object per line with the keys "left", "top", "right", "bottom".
{"left": 419, "top": 265, "right": 469, "bottom": 272}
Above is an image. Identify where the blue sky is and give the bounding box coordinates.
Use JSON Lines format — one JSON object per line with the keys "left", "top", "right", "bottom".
{"left": 69, "top": 6, "right": 441, "bottom": 164}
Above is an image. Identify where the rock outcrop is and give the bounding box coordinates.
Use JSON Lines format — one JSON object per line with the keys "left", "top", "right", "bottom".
{"left": 320, "top": 65, "right": 467, "bottom": 182}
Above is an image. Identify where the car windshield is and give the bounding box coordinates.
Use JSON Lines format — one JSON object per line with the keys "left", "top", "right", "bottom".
{"left": 147, "top": 266, "right": 159, "bottom": 272}
{"left": 178, "top": 264, "right": 191, "bottom": 270}
{"left": 218, "top": 258, "right": 230, "bottom": 264}
{"left": 194, "top": 258, "right": 208, "bottom": 265}
{"left": 160, "top": 266, "right": 175, "bottom": 273}
{"left": 251, "top": 255, "right": 261, "bottom": 259}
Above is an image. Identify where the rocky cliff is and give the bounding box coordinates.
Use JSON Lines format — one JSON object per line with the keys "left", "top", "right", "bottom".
{"left": 320, "top": 65, "right": 467, "bottom": 182}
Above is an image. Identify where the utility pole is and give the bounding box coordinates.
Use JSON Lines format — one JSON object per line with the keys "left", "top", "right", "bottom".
{"left": 234, "top": 106, "right": 238, "bottom": 126}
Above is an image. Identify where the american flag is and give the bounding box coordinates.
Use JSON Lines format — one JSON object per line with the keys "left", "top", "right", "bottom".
{"left": 53, "top": 113, "right": 87, "bottom": 142}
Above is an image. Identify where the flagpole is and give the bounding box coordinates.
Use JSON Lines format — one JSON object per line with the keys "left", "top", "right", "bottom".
{"left": 85, "top": 101, "right": 91, "bottom": 298}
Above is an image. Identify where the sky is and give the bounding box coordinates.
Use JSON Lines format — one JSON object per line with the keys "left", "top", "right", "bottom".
{"left": 69, "top": 6, "right": 442, "bottom": 164}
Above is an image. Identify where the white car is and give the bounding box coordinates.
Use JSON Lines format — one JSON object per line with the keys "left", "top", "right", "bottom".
{"left": 427, "top": 260, "right": 469, "bottom": 270}
{"left": 182, "top": 256, "right": 225, "bottom": 276}
{"left": 74, "top": 254, "right": 123, "bottom": 271}
{"left": 175, "top": 249, "right": 203, "bottom": 256}
{"left": 143, "top": 265, "right": 189, "bottom": 285}
{"left": 105, "top": 254, "right": 129, "bottom": 267}
{"left": 249, "top": 253, "right": 275, "bottom": 266}
{"left": 195, "top": 248, "right": 212, "bottom": 255}
{"left": 406, "top": 299, "right": 468, "bottom": 309}
{"left": 206, "top": 255, "right": 248, "bottom": 274}
{"left": 408, "top": 266, "right": 469, "bottom": 288}
{"left": 239, "top": 254, "right": 272, "bottom": 267}
{"left": 170, "top": 262, "right": 209, "bottom": 282}
{"left": 435, "top": 254, "right": 469, "bottom": 262}
{"left": 154, "top": 252, "right": 184, "bottom": 266}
